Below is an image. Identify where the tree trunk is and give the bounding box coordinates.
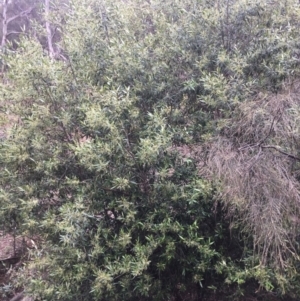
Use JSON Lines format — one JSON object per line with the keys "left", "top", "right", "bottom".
{"left": 1, "top": 0, "right": 8, "bottom": 47}
{"left": 45, "top": 0, "right": 55, "bottom": 58}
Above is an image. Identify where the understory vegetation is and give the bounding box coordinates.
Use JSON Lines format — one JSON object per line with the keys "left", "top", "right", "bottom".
{"left": 1, "top": 0, "right": 300, "bottom": 300}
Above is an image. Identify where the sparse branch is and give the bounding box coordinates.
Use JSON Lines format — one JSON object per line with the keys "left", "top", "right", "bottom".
{"left": 1, "top": 2, "right": 34, "bottom": 48}
{"left": 99, "top": 1, "right": 110, "bottom": 43}
{"left": 9, "top": 292, "right": 24, "bottom": 301}
{"left": 258, "top": 109, "right": 283, "bottom": 146}
{"left": 261, "top": 145, "right": 300, "bottom": 161}
{"left": 60, "top": 121, "right": 73, "bottom": 144}
{"left": 6, "top": 6, "right": 34, "bottom": 25}
{"left": 6, "top": 31, "right": 23, "bottom": 36}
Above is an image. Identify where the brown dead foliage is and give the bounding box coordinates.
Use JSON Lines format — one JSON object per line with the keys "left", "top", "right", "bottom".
{"left": 202, "top": 80, "right": 300, "bottom": 268}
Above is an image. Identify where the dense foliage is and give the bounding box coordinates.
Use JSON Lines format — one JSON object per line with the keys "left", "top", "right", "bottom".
{"left": 1, "top": 0, "right": 300, "bottom": 300}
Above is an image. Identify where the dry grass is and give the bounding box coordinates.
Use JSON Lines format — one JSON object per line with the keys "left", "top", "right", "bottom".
{"left": 202, "top": 80, "right": 300, "bottom": 268}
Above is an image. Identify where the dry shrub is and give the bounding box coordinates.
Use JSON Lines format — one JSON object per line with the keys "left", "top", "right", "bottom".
{"left": 204, "top": 81, "right": 300, "bottom": 268}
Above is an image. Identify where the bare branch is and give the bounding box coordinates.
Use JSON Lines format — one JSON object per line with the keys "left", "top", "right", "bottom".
{"left": 6, "top": 31, "right": 23, "bottom": 37}
{"left": 1, "top": 2, "right": 34, "bottom": 48}
{"left": 261, "top": 145, "right": 300, "bottom": 161}
{"left": 60, "top": 121, "right": 73, "bottom": 144}
{"left": 258, "top": 108, "right": 283, "bottom": 146}
{"left": 6, "top": 6, "right": 34, "bottom": 25}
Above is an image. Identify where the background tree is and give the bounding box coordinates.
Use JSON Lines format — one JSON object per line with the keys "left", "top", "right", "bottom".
{"left": 0, "top": 0, "right": 36, "bottom": 48}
